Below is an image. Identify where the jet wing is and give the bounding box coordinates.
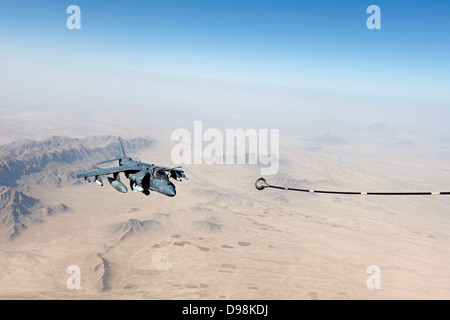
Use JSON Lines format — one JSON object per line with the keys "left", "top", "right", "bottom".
{"left": 76, "top": 165, "right": 139, "bottom": 179}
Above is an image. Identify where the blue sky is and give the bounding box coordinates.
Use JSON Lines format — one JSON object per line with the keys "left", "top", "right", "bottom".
{"left": 0, "top": 0, "right": 449, "bottom": 131}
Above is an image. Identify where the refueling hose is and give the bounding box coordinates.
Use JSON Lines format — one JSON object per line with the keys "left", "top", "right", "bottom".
{"left": 255, "top": 177, "right": 450, "bottom": 196}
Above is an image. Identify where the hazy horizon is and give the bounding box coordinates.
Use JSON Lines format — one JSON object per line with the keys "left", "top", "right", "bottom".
{"left": 1, "top": 0, "right": 449, "bottom": 139}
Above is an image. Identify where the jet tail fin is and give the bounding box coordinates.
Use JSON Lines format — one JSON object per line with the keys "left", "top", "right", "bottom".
{"left": 97, "top": 137, "right": 127, "bottom": 165}
{"left": 118, "top": 137, "right": 127, "bottom": 158}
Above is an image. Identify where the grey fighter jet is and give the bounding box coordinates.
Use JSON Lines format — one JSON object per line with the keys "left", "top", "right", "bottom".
{"left": 76, "top": 137, "right": 187, "bottom": 197}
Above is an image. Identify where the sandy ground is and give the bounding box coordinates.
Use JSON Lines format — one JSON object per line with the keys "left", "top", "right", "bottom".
{"left": 1, "top": 130, "right": 450, "bottom": 300}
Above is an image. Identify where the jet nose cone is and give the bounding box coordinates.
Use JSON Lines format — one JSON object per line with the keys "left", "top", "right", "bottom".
{"left": 164, "top": 184, "right": 176, "bottom": 197}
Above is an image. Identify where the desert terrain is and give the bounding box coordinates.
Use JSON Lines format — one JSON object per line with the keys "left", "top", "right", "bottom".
{"left": 0, "top": 109, "right": 449, "bottom": 300}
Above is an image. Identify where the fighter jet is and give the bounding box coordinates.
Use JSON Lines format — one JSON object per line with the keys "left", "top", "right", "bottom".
{"left": 77, "top": 137, "right": 187, "bottom": 197}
